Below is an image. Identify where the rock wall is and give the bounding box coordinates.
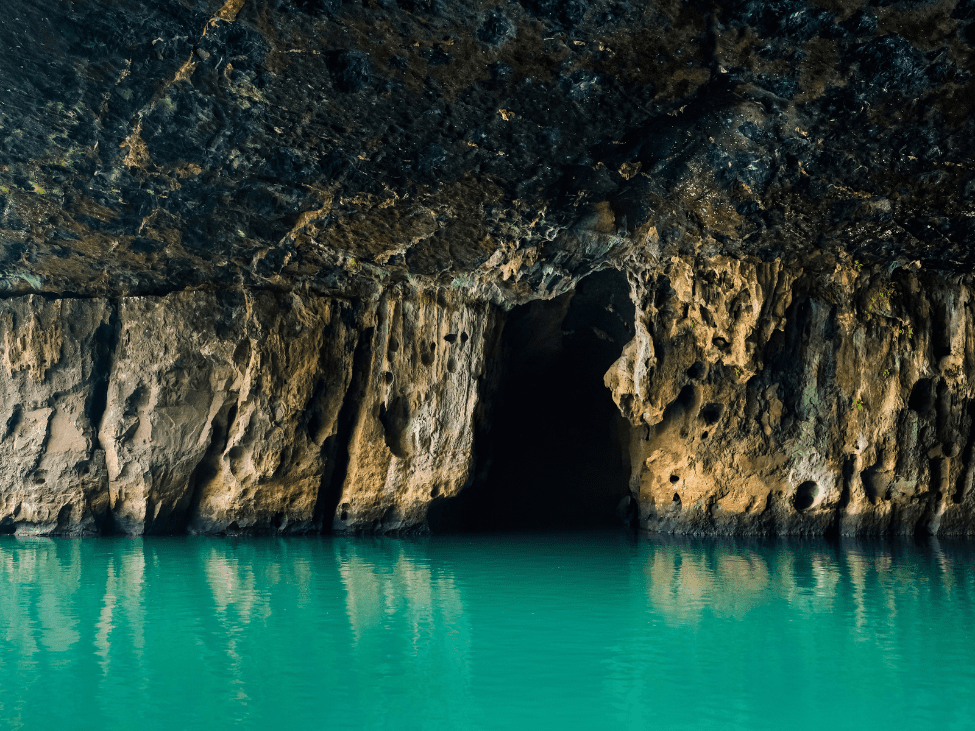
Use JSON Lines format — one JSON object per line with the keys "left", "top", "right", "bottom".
{"left": 7, "top": 257, "right": 975, "bottom": 537}
{"left": 607, "top": 256, "right": 975, "bottom": 536}
{"left": 0, "top": 287, "right": 500, "bottom": 535}
{"left": 332, "top": 289, "right": 502, "bottom": 533}
{"left": 3, "top": 0, "right": 975, "bottom": 537}
{"left": 0, "top": 296, "right": 112, "bottom": 535}
{"left": 4, "top": 258, "right": 975, "bottom": 536}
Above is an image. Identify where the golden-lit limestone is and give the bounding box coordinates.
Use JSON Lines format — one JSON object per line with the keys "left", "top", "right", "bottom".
{"left": 608, "top": 256, "right": 975, "bottom": 535}
{"left": 100, "top": 290, "right": 361, "bottom": 535}
{"left": 0, "top": 296, "right": 112, "bottom": 534}
{"left": 4, "top": 254, "right": 975, "bottom": 536}
{"left": 333, "top": 287, "right": 502, "bottom": 533}
{"left": 0, "top": 287, "right": 499, "bottom": 535}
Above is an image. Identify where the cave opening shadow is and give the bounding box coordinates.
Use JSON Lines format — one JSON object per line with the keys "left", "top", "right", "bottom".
{"left": 433, "top": 269, "right": 636, "bottom": 532}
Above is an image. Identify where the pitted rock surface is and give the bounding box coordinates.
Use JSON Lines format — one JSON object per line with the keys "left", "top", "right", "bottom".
{"left": 1, "top": 0, "right": 975, "bottom": 535}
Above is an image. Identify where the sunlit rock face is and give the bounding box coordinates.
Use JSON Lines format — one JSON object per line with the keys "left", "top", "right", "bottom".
{"left": 0, "top": 297, "right": 112, "bottom": 535}
{"left": 606, "top": 257, "right": 975, "bottom": 536}
{"left": 0, "top": 289, "right": 500, "bottom": 535}
{"left": 1, "top": 0, "right": 975, "bottom": 534}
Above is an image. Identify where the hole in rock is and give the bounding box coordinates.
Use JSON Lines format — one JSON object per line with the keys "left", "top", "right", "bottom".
{"left": 672, "top": 493, "right": 682, "bottom": 509}
{"left": 700, "top": 402, "right": 724, "bottom": 425}
{"left": 908, "top": 378, "right": 936, "bottom": 413}
{"left": 699, "top": 306, "right": 715, "bottom": 328}
{"left": 674, "top": 386, "right": 697, "bottom": 411}
{"left": 931, "top": 305, "right": 951, "bottom": 361}
{"left": 432, "top": 269, "right": 635, "bottom": 531}
{"left": 686, "top": 361, "right": 706, "bottom": 380}
{"left": 793, "top": 481, "right": 818, "bottom": 512}
{"left": 670, "top": 474, "right": 680, "bottom": 483}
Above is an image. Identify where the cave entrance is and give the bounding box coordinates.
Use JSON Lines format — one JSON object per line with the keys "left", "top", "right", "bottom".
{"left": 438, "top": 269, "right": 635, "bottom": 531}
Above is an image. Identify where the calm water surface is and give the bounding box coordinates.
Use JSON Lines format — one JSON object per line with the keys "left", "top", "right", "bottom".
{"left": 2, "top": 532, "right": 974, "bottom": 730}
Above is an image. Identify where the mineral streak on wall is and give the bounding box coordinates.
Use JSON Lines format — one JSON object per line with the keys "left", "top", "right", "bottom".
{"left": 2, "top": 0, "right": 975, "bottom": 534}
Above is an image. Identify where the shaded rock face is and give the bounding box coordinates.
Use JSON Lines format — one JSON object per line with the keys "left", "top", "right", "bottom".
{"left": 3, "top": 0, "right": 975, "bottom": 300}
{"left": 2, "top": 0, "right": 975, "bottom": 536}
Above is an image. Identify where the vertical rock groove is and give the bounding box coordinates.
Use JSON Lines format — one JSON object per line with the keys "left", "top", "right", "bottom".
{"left": 314, "top": 324, "right": 375, "bottom": 534}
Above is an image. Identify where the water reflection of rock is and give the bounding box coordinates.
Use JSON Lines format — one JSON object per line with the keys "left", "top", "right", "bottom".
{"left": 2, "top": 535, "right": 975, "bottom": 729}
{"left": 334, "top": 538, "right": 474, "bottom": 728}
{"left": 644, "top": 537, "right": 775, "bottom": 623}
{"left": 640, "top": 536, "right": 974, "bottom": 626}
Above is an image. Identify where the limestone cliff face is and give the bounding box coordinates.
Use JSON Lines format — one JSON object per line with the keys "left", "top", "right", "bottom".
{"left": 100, "top": 290, "right": 359, "bottom": 535}
{"left": 333, "top": 289, "right": 501, "bottom": 532}
{"left": 607, "top": 258, "right": 975, "bottom": 536}
{"left": 0, "top": 288, "right": 500, "bottom": 535}
{"left": 2, "top": 0, "right": 975, "bottom": 536}
{"left": 3, "top": 262, "right": 975, "bottom": 536}
{"left": 0, "top": 296, "right": 112, "bottom": 534}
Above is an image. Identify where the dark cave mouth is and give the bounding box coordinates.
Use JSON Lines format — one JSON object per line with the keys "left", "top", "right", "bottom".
{"left": 432, "top": 269, "right": 636, "bottom": 532}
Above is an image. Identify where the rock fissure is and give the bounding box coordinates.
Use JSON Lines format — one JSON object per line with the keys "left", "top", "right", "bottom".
{"left": 319, "top": 323, "right": 375, "bottom": 534}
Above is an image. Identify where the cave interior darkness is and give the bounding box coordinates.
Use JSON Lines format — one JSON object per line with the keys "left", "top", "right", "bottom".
{"left": 433, "top": 268, "right": 636, "bottom": 532}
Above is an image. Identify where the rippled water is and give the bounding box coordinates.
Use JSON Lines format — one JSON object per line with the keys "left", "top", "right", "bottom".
{"left": 2, "top": 533, "right": 974, "bottom": 730}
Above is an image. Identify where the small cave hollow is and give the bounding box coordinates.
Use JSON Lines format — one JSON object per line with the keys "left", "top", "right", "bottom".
{"left": 433, "top": 269, "right": 635, "bottom": 531}
{"left": 699, "top": 402, "right": 724, "bottom": 426}
{"left": 908, "top": 378, "right": 936, "bottom": 413}
{"left": 793, "top": 481, "right": 819, "bottom": 512}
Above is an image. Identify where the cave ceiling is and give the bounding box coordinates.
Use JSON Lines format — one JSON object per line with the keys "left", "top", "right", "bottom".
{"left": 1, "top": 0, "right": 974, "bottom": 301}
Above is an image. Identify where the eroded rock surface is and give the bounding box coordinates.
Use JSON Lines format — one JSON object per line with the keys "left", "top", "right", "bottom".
{"left": 333, "top": 289, "right": 502, "bottom": 532}
{"left": 0, "top": 296, "right": 112, "bottom": 534}
{"left": 2, "top": 0, "right": 975, "bottom": 535}
{"left": 607, "top": 257, "right": 975, "bottom": 536}
{"left": 0, "top": 288, "right": 499, "bottom": 535}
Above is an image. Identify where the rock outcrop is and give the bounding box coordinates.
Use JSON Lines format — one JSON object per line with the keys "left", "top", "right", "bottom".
{"left": 607, "top": 256, "right": 975, "bottom": 536}
{"left": 2, "top": 0, "right": 975, "bottom": 535}
{"left": 0, "top": 288, "right": 500, "bottom": 535}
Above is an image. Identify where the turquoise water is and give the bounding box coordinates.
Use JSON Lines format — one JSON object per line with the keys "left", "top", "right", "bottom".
{"left": 2, "top": 533, "right": 974, "bottom": 731}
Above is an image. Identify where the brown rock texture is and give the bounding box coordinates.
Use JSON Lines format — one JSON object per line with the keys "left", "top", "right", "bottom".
{"left": 0, "top": 296, "right": 112, "bottom": 535}
{"left": 99, "top": 290, "right": 360, "bottom": 535}
{"left": 332, "top": 289, "right": 502, "bottom": 533}
{"left": 3, "top": 259, "right": 975, "bottom": 537}
{"left": 2, "top": 0, "right": 975, "bottom": 536}
{"left": 607, "top": 256, "right": 975, "bottom": 536}
{"left": 0, "top": 287, "right": 500, "bottom": 535}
